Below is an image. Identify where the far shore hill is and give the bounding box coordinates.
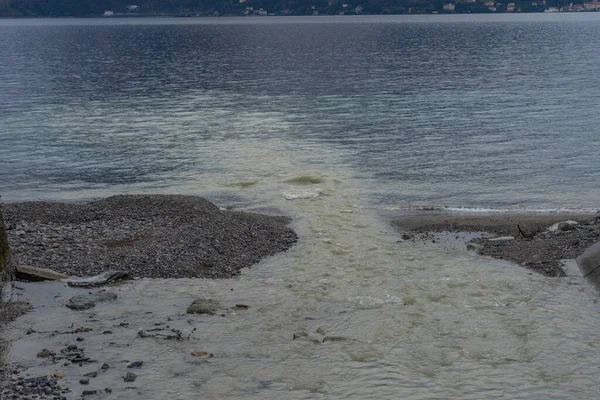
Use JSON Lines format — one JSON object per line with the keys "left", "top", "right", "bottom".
{"left": 2, "top": 0, "right": 600, "bottom": 18}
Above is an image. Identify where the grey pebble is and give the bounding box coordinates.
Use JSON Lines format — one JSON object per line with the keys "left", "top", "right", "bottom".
{"left": 123, "top": 372, "right": 137, "bottom": 382}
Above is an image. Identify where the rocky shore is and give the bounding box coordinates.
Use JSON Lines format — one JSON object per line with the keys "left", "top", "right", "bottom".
{"left": 393, "top": 213, "right": 600, "bottom": 276}
{"left": 2, "top": 195, "right": 298, "bottom": 279}
{"left": 0, "top": 195, "right": 298, "bottom": 399}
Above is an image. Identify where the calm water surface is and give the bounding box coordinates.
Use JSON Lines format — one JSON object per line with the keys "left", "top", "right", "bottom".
{"left": 2, "top": 15, "right": 600, "bottom": 400}
{"left": 1, "top": 14, "right": 600, "bottom": 210}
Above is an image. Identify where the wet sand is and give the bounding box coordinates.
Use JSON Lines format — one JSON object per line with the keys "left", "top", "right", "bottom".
{"left": 392, "top": 213, "right": 600, "bottom": 276}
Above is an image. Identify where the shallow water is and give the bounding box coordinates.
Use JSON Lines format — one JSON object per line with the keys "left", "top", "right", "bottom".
{"left": 2, "top": 14, "right": 600, "bottom": 399}
{"left": 4, "top": 181, "right": 600, "bottom": 399}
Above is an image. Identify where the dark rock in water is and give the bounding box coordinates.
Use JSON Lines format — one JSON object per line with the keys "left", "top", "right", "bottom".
{"left": 187, "top": 299, "right": 222, "bottom": 315}
{"left": 83, "top": 371, "right": 98, "bottom": 378}
{"left": 82, "top": 390, "right": 98, "bottom": 396}
{"left": 577, "top": 241, "right": 600, "bottom": 289}
{"left": 66, "top": 292, "right": 117, "bottom": 310}
{"left": 79, "top": 378, "right": 90, "bottom": 385}
{"left": 123, "top": 372, "right": 137, "bottom": 382}
{"left": 67, "top": 270, "right": 131, "bottom": 288}
{"left": 14, "top": 265, "right": 69, "bottom": 281}
{"left": 101, "top": 363, "right": 110, "bottom": 371}
{"left": 127, "top": 361, "right": 143, "bottom": 368}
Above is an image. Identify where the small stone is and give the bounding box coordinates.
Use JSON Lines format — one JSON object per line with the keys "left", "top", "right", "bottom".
{"left": 66, "top": 345, "right": 77, "bottom": 351}
{"left": 100, "top": 363, "right": 110, "bottom": 371}
{"left": 76, "top": 337, "right": 84, "bottom": 342}
{"left": 123, "top": 372, "right": 137, "bottom": 382}
{"left": 102, "top": 330, "right": 112, "bottom": 334}
{"left": 37, "top": 350, "right": 51, "bottom": 358}
{"left": 127, "top": 361, "right": 143, "bottom": 368}
{"left": 79, "top": 379, "right": 89, "bottom": 385}
{"left": 83, "top": 372, "right": 97, "bottom": 378}
{"left": 54, "top": 371, "right": 67, "bottom": 378}
{"left": 82, "top": 390, "right": 97, "bottom": 396}
{"left": 186, "top": 299, "right": 221, "bottom": 315}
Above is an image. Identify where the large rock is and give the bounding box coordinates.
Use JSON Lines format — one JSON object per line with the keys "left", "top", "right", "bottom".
{"left": 0, "top": 207, "right": 9, "bottom": 274}
{"left": 576, "top": 241, "right": 600, "bottom": 290}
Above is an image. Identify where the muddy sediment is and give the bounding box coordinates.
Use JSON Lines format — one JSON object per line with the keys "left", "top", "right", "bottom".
{"left": 2, "top": 194, "right": 298, "bottom": 279}
{"left": 393, "top": 214, "right": 600, "bottom": 276}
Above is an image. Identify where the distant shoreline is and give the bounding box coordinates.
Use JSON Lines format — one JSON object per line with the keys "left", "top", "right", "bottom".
{"left": 1, "top": 11, "right": 598, "bottom": 19}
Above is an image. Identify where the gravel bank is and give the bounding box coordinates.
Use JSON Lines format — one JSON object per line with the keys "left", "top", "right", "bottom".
{"left": 393, "top": 214, "right": 600, "bottom": 277}
{"left": 2, "top": 195, "right": 297, "bottom": 279}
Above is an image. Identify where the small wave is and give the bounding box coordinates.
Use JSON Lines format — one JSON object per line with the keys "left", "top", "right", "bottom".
{"left": 226, "top": 180, "right": 259, "bottom": 189}
{"left": 282, "top": 188, "right": 323, "bottom": 200}
{"left": 378, "top": 204, "right": 600, "bottom": 214}
{"left": 284, "top": 176, "right": 323, "bottom": 185}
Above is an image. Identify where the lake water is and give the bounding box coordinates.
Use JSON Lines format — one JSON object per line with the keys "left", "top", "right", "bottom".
{"left": 2, "top": 14, "right": 600, "bottom": 400}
